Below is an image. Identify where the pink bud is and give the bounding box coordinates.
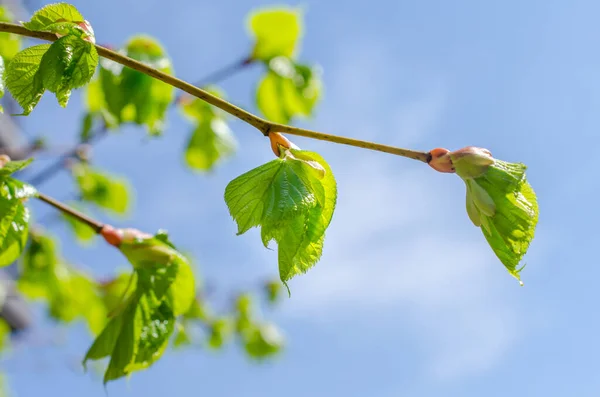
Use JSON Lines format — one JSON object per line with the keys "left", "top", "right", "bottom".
{"left": 428, "top": 148, "right": 455, "bottom": 173}
{"left": 0, "top": 154, "right": 11, "bottom": 168}
{"left": 101, "top": 225, "right": 123, "bottom": 247}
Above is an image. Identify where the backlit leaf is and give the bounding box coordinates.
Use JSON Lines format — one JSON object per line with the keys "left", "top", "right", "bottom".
{"left": 85, "top": 230, "right": 195, "bottom": 382}
{"left": 225, "top": 148, "right": 336, "bottom": 285}
{"left": 256, "top": 57, "right": 322, "bottom": 124}
{"left": 4, "top": 44, "right": 50, "bottom": 115}
{"left": 248, "top": 7, "right": 302, "bottom": 61}
{"left": 0, "top": 161, "right": 36, "bottom": 267}
{"left": 180, "top": 87, "right": 237, "bottom": 171}
{"left": 38, "top": 35, "right": 98, "bottom": 107}
{"left": 87, "top": 35, "right": 174, "bottom": 135}
{"left": 0, "top": 7, "right": 21, "bottom": 61}
{"left": 451, "top": 148, "right": 539, "bottom": 283}
{"left": 19, "top": 230, "right": 107, "bottom": 334}
{"left": 71, "top": 163, "right": 131, "bottom": 215}
{"left": 22, "top": 3, "right": 90, "bottom": 39}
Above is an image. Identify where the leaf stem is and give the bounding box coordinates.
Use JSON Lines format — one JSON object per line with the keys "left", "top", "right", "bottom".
{"left": 0, "top": 22, "right": 431, "bottom": 163}
{"left": 36, "top": 192, "right": 104, "bottom": 233}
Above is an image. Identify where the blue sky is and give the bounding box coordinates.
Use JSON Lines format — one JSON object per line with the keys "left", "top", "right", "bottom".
{"left": 3, "top": 0, "right": 600, "bottom": 396}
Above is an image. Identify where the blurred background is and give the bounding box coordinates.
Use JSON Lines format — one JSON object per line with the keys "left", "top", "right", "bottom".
{"left": 0, "top": 0, "right": 598, "bottom": 396}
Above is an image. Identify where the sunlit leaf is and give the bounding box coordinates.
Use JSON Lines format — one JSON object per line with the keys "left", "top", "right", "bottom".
{"left": 18, "top": 230, "right": 107, "bottom": 334}
{"left": 38, "top": 35, "right": 98, "bottom": 107}
{"left": 0, "top": 161, "right": 36, "bottom": 267}
{"left": 243, "top": 323, "right": 284, "bottom": 359}
{"left": 450, "top": 148, "right": 539, "bottom": 283}
{"left": 256, "top": 57, "right": 322, "bottom": 124}
{"left": 248, "top": 7, "right": 302, "bottom": 61}
{"left": 0, "top": 7, "right": 21, "bottom": 61}
{"left": 180, "top": 87, "right": 237, "bottom": 171}
{"left": 225, "top": 148, "right": 336, "bottom": 285}
{"left": 84, "top": 230, "right": 195, "bottom": 383}
{"left": 71, "top": 163, "right": 131, "bottom": 215}
{"left": 87, "top": 35, "right": 174, "bottom": 135}
{"left": 22, "top": 3, "right": 92, "bottom": 40}
{"left": 4, "top": 44, "right": 50, "bottom": 115}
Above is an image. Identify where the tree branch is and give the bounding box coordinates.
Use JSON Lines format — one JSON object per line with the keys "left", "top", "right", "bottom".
{"left": 0, "top": 21, "right": 431, "bottom": 163}
{"left": 36, "top": 192, "right": 104, "bottom": 232}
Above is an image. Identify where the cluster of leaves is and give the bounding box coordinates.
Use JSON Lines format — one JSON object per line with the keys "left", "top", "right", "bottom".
{"left": 225, "top": 148, "right": 337, "bottom": 288}
{"left": 18, "top": 229, "right": 107, "bottom": 334}
{"left": 248, "top": 7, "right": 322, "bottom": 124}
{"left": 179, "top": 87, "right": 237, "bottom": 171}
{"left": 175, "top": 288, "right": 284, "bottom": 360}
{"left": 83, "top": 231, "right": 195, "bottom": 383}
{"left": 85, "top": 36, "right": 173, "bottom": 135}
{"left": 3, "top": 3, "right": 98, "bottom": 114}
{"left": 0, "top": 159, "right": 37, "bottom": 267}
{"left": 450, "top": 149, "right": 538, "bottom": 283}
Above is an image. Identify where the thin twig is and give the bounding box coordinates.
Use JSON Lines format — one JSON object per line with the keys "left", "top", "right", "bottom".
{"left": 27, "top": 57, "right": 255, "bottom": 186}
{"left": 36, "top": 192, "right": 104, "bottom": 233}
{"left": 0, "top": 21, "right": 431, "bottom": 163}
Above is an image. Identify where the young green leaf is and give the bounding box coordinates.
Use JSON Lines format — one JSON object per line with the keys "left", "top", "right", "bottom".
{"left": 38, "top": 35, "right": 98, "bottom": 107}
{"left": 256, "top": 57, "right": 322, "bottom": 124}
{"left": 248, "top": 7, "right": 303, "bottom": 61}
{"left": 87, "top": 35, "right": 174, "bottom": 135}
{"left": 225, "top": 148, "right": 336, "bottom": 285}
{"left": 0, "top": 56, "right": 5, "bottom": 112}
{"left": 243, "top": 323, "right": 284, "bottom": 359}
{"left": 0, "top": 7, "right": 21, "bottom": 61}
{"left": 85, "top": 230, "right": 196, "bottom": 383}
{"left": 22, "top": 3, "right": 93, "bottom": 40}
{"left": 450, "top": 148, "right": 539, "bottom": 283}
{"left": 0, "top": 199, "right": 30, "bottom": 267}
{"left": 180, "top": 91, "right": 237, "bottom": 171}
{"left": 4, "top": 44, "right": 50, "bottom": 115}
{"left": 71, "top": 163, "right": 131, "bottom": 215}
{"left": 19, "top": 230, "right": 107, "bottom": 334}
{"left": 184, "top": 119, "right": 236, "bottom": 171}
{"left": 0, "top": 160, "right": 36, "bottom": 267}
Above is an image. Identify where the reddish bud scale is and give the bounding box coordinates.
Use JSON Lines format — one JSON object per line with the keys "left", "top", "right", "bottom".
{"left": 0, "top": 154, "right": 11, "bottom": 168}
{"left": 269, "top": 133, "right": 294, "bottom": 157}
{"left": 101, "top": 225, "right": 123, "bottom": 247}
{"left": 428, "top": 148, "right": 455, "bottom": 173}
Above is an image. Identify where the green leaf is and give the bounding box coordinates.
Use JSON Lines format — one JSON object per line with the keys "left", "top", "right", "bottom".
{"left": 38, "top": 35, "right": 98, "bottom": 107}
{"left": 71, "top": 163, "right": 131, "bottom": 215}
{"left": 180, "top": 88, "right": 237, "bottom": 171}
{"left": 0, "top": 56, "right": 5, "bottom": 112}
{"left": 225, "top": 149, "right": 336, "bottom": 284}
{"left": 0, "top": 319, "right": 10, "bottom": 351}
{"left": 88, "top": 35, "right": 174, "bottom": 135}
{"left": 4, "top": 44, "right": 50, "bottom": 115}
{"left": 61, "top": 202, "right": 96, "bottom": 244}
{"left": 23, "top": 3, "right": 91, "bottom": 39}
{"left": 185, "top": 119, "right": 236, "bottom": 171}
{"left": 0, "top": 163, "right": 36, "bottom": 267}
{"left": 256, "top": 58, "right": 322, "bottom": 124}
{"left": 207, "top": 317, "right": 232, "bottom": 349}
{"left": 243, "top": 323, "right": 284, "bottom": 359}
{"left": 84, "top": 231, "right": 195, "bottom": 383}
{"left": 264, "top": 280, "right": 282, "bottom": 304}
{"left": 453, "top": 154, "right": 539, "bottom": 283}
{"left": 0, "top": 200, "right": 29, "bottom": 267}
{"left": 0, "top": 158, "right": 33, "bottom": 177}
{"left": 19, "top": 230, "right": 107, "bottom": 334}
{"left": 248, "top": 7, "right": 302, "bottom": 61}
{"left": 0, "top": 7, "right": 22, "bottom": 61}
